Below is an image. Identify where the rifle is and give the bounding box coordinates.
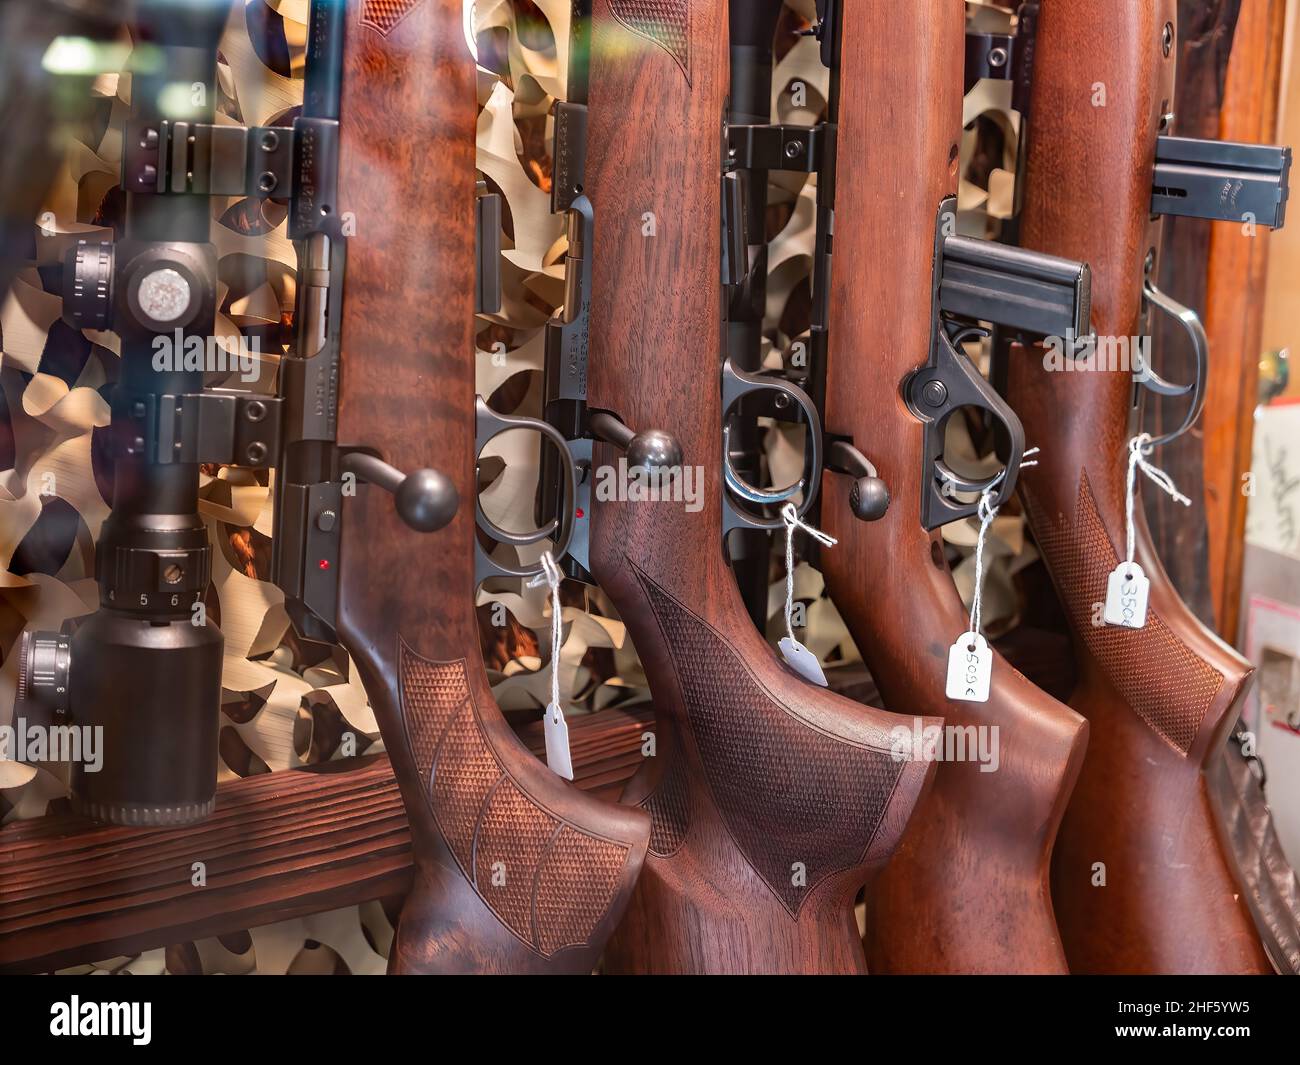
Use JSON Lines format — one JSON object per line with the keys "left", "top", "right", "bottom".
{"left": 22, "top": 0, "right": 650, "bottom": 972}
{"left": 581, "top": 0, "right": 936, "bottom": 974}
{"left": 282, "top": 0, "right": 650, "bottom": 974}
{"left": 1006, "top": 0, "right": 1292, "bottom": 972}
{"left": 817, "top": 0, "right": 1090, "bottom": 973}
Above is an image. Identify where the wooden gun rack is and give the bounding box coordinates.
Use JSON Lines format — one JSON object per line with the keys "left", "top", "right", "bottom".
{"left": 0, "top": 704, "right": 653, "bottom": 973}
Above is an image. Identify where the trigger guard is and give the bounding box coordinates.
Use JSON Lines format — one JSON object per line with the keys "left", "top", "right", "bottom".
{"left": 1141, "top": 278, "right": 1209, "bottom": 446}
{"left": 722, "top": 423, "right": 807, "bottom": 506}
{"left": 473, "top": 396, "right": 577, "bottom": 578}
{"left": 933, "top": 458, "right": 1004, "bottom": 498}
{"left": 911, "top": 317, "right": 1024, "bottom": 528}
{"left": 720, "top": 357, "right": 823, "bottom": 530}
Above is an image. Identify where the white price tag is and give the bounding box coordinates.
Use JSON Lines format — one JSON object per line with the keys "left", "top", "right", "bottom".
{"left": 1104, "top": 562, "right": 1150, "bottom": 629}
{"left": 779, "top": 636, "right": 829, "bottom": 686}
{"left": 946, "top": 632, "right": 992, "bottom": 703}
{"left": 543, "top": 701, "right": 574, "bottom": 780}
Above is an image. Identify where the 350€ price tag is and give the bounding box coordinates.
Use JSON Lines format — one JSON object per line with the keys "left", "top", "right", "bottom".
{"left": 946, "top": 632, "right": 992, "bottom": 703}
{"left": 1104, "top": 562, "right": 1150, "bottom": 629}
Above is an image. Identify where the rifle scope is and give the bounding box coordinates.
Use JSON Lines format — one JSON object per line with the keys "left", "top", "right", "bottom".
{"left": 18, "top": 0, "right": 233, "bottom": 825}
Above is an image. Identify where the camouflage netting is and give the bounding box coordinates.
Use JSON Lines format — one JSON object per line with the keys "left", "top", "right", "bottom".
{"left": 0, "top": 0, "right": 1037, "bottom": 973}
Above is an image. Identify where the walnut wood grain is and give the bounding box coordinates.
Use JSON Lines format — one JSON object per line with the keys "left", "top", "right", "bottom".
{"left": 1139, "top": 0, "right": 1241, "bottom": 624}
{"left": 0, "top": 756, "right": 408, "bottom": 974}
{"left": 330, "top": 0, "right": 647, "bottom": 974}
{"left": 1006, "top": 0, "right": 1272, "bottom": 973}
{"left": 584, "top": 0, "right": 935, "bottom": 975}
{"left": 815, "top": 0, "right": 1087, "bottom": 975}
{"left": 1201, "top": 0, "right": 1287, "bottom": 641}
{"left": 0, "top": 706, "right": 654, "bottom": 974}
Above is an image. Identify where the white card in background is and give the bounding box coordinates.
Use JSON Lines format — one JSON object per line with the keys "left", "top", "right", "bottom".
{"left": 1104, "top": 562, "right": 1151, "bottom": 629}
{"left": 779, "top": 635, "right": 829, "bottom": 686}
{"left": 946, "top": 632, "right": 992, "bottom": 703}
{"left": 543, "top": 702, "right": 574, "bottom": 780}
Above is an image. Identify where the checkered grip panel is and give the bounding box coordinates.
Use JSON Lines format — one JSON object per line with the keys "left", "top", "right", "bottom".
{"left": 359, "top": 0, "right": 423, "bottom": 36}
{"left": 1024, "top": 473, "right": 1223, "bottom": 753}
{"left": 609, "top": 0, "right": 691, "bottom": 82}
{"left": 399, "top": 644, "right": 632, "bottom": 956}
{"left": 633, "top": 568, "right": 903, "bottom": 915}
{"left": 535, "top": 826, "right": 632, "bottom": 956}
{"left": 643, "top": 738, "right": 690, "bottom": 856}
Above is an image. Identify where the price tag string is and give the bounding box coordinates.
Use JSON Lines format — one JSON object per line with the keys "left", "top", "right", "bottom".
{"left": 780, "top": 502, "right": 837, "bottom": 644}
{"left": 943, "top": 446, "right": 1037, "bottom": 704}
{"left": 774, "top": 502, "right": 838, "bottom": 686}
{"left": 1123, "top": 432, "right": 1190, "bottom": 574}
{"left": 965, "top": 447, "right": 1038, "bottom": 643}
{"left": 527, "top": 551, "right": 573, "bottom": 779}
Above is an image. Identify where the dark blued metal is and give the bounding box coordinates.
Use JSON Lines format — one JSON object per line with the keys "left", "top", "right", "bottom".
{"left": 61, "top": 239, "right": 114, "bottom": 330}
{"left": 909, "top": 197, "right": 1040, "bottom": 529}
{"left": 124, "top": 118, "right": 296, "bottom": 198}
{"left": 550, "top": 0, "right": 590, "bottom": 212}
{"left": 1151, "top": 136, "right": 1291, "bottom": 230}
{"left": 721, "top": 171, "right": 746, "bottom": 287}
{"left": 1141, "top": 278, "right": 1209, "bottom": 447}
{"left": 809, "top": 0, "right": 839, "bottom": 67}
{"left": 726, "top": 123, "right": 825, "bottom": 173}
{"left": 940, "top": 233, "right": 1092, "bottom": 340}
{"left": 339, "top": 452, "right": 459, "bottom": 533}
{"left": 475, "top": 182, "right": 502, "bottom": 315}
{"left": 721, "top": 358, "right": 824, "bottom": 534}
{"left": 589, "top": 412, "right": 683, "bottom": 473}
{"left": 45, "top": 0, "right": 235, "bottom": 828}
{"left": 537, "top": 195, "right": 594, "bottom": 580}
{"left": 964, "top": 32, "right": 1014, "bottom": 93}
{"left": 271, "top": 0, "right": 347, "bottom": 642}
{"left": 725, "top": 0, "right": 782, "bottom": 628}
{"left": 474, "top": 397, "right": 579, "bottom": 583}
{"left": 116, "top": 390, "right": 283, "bottom": 466}
{"left": 544, "top": 197, "right": 593, "bottom": 412}
{"left": 964, "top": 2, "right": 1038, "bottom": 116}
{"left": 551, "top": 101, "right": 589, "bottom": 213}
{"left": 16, "top": 630, "right": 72, "bottom": 716}
{"left": 826, "top": 439, "right": 889, "bottom": 521}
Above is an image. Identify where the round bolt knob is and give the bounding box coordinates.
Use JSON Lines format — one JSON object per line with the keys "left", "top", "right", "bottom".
{"left": 17, "top": 630, "right": 73, "bottom": 715}
{"left": 626, "top": 429, "right": 683, "bottom": 472}
{"left": 395, "top": 468, "right": 459, "bottom": 532}
{"left": 849, "top": 476, "right": 890, "bottom": 521}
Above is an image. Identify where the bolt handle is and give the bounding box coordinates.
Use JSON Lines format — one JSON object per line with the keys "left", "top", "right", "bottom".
{"left": 340, "top": 452, "right": 458, "bottom": 533}
{"left": 827, "top": 440, "right": 890, "bottom": 522}
{"left": 588, "top": 412, "right": 683, "bottom": 472}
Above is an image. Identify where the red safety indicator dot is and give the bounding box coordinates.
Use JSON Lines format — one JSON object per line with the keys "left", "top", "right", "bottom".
{"left": 318, "top": 559, "right": 331, "bottom": 570}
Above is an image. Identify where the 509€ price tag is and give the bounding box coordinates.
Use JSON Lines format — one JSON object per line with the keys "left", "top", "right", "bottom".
{"left": 946, "top": 632, "right": 992, "bottom": 703}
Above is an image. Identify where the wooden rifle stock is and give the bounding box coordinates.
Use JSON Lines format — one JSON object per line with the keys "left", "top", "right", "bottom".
{"left": 583, "top": 0, "right": 936, "bottom": 974}
{"left": 818, "top": 0, "right": 1088, "bottom": 974}
{"left": 330, "top": 0, "right": 647, "bottom": 974}
{"left": 1006, "top": 0, "right": 1272, "bottom": 973}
